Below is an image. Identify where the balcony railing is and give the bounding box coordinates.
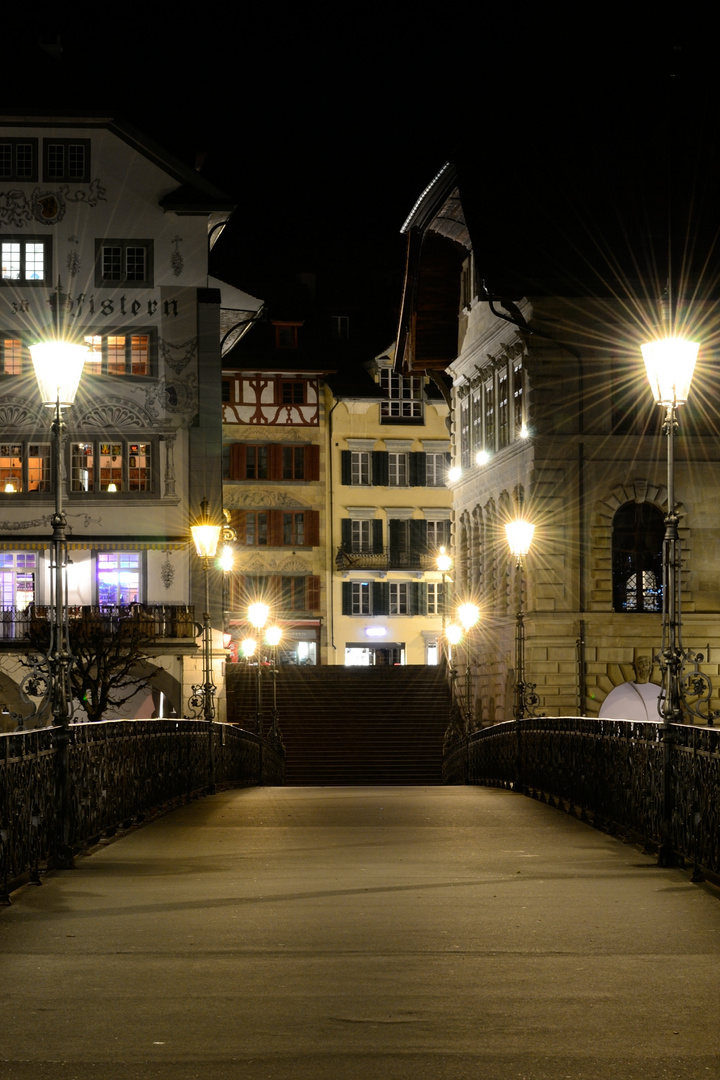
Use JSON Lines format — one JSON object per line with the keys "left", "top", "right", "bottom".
{"left": 0, "top": 604, "right": 197, "bottom": 642}
{"left": 335, "top": 547, "right": 438, "bottom": 572}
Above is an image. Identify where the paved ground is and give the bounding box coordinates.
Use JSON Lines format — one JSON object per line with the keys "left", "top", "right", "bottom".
{"left": 1, "top": 785, "right": 719, "bottom": 1080}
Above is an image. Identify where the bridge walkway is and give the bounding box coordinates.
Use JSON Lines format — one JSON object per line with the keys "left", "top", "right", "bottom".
{"left": 1, "top": 785, "right": 719, "bottom": 1079}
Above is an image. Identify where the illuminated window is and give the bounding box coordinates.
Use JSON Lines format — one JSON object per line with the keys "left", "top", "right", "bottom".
{"left": 83, "top": 331, "right": 153, "bottom": 376}
{"left": 0, "top": 552, "right": 36, "bottom": 608}
{"left": 0, "top": 442, "right": 50, "bottom": 493}
{"left": 97, "top": 552, "right": 140, "bottom": 605}
{"left": 71, "top": 441, "right": 152, "bottom": 493}
{"left": 1, "top": 238, "right": 50, "bottom": 284}
{"left": 0, "top": 338, "right": 25, "bottom": 374}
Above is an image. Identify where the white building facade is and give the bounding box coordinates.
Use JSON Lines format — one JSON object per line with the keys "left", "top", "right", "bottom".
{"left": 0, "top": 116, "right": 233, "bottom": 728}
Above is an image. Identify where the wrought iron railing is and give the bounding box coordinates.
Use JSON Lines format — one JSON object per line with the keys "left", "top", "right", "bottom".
{"left": 443, "top": 717, "right": 720, "bottom": 879}
{"left": 0, "top": 719, "right": 284, "bottom": 901}
{"left": 0, "top": 604, "right": 197, "bottom": 642}
{"left": 335, "top": 547, "right": 438, "bottom": 571}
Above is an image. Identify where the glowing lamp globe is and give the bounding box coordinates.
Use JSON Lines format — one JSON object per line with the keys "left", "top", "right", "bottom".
{"left": 29, "top": 340, "right": 89, "bottom": 408}
{"left": 506, "top": 520, "right": 535, "bottom": 558}
{"left": 458, "top": 603, "right": 479, "bottom": 631}
{"left": 641, "top": 337, "right": 699, "bottom": 406}
{"left": 248, "top": 602, "right": 269, "bottom": 630}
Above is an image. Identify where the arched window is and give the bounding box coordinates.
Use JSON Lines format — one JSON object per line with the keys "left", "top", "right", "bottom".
{"left": 612, "top": 502, "right": 665, "bottom": 612}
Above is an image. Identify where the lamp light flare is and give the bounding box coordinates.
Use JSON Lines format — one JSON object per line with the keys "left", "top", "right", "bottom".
{"left": 219, "top": 544, "right": 234, "bottom": 573}
{"left": 446, "top": 624, "right": 462, "bottom": 646}
{"left": 266, "top": 625, "right": 282, "bottom": 647}
{"left": 475, "top": 449, "right": 491, "bottom": 466}
{"left": 248, "top": 602, "right": 269, "bottom": 630}
{"left": 641, "top": 337, "right": 699, "bottom": 406}
{"left": 241, "top": 638, "right": 257, "bottom": 658}
{"left": 457, "top": 603, "right": 480, "bottom": 631}
{"left": 506, "top": 519, "right": 535, "bottom": 558}
{"left": 191, "top": 498, "right": 222, "bottom": 558}
{"left": 448, "top": 465, "right": 462, "bottom": 482}
{"left": 436, "top": 546, "right": 452, "bottom": 574}
{"left": 29, "top": 341, "right": 89, "bottom": 408}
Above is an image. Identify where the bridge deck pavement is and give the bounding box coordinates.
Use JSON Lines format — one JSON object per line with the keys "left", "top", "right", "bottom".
{"left": 1, "top": 785, "right": 719, "bottom": 1080}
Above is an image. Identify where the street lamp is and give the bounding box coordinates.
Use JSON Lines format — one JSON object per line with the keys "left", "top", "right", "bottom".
{"left": 266, "top": 623, "right": 282, "bottom": 740}
{"left": 28, "top": 336, "right": 89, "bottom": 869}
{"left": 641, "top": 335, "right": 718, "bottom": 724}
{"left": 505, "top": 518, "right": 541, "bottom": 719}
{"left": 190, "top": 499, "right": 222, "bottom": 790}
{"left": 248, "top": 602, "right": 269, "bottom": 735}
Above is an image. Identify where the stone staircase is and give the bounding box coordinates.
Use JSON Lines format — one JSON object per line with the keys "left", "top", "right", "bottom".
{"left": 226, "top": 664, "right": 451, "bottom": 785}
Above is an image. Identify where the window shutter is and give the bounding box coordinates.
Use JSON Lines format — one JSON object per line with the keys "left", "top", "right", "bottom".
{"left": 341, "top": 519, "right": 352, "bottom": 551}
{"left": 372, "top": 518, "right": 383, "bottom": 554}
{"left": 307, "top": 575, "right": 320, "bottom": 610}
{"left": 229, "top": 510, "right": 246, "bottom": 542}
{"left": 268, "top": 444, "right": 283, "bottom": 480}
{"left": 372, "top": 581, "right": 389, "bottom": 616}
{"left": 372, "top": 450, "right": 388, "bottom": 486}
{"left": 305, "top": 510, "right": 320, "bottom": 546}
{"left": 268, "top": 510, "right": 283, "bottom": 546}
{"left": 342, "top": 581, "right": 353, "bottom": 615}
{"left": 306, "top": 444, "right": 320, "bottom": 481}
{"left": 410, "top": 451, "right": 426, "bottom": 486}
{"left": 229, "top": 443, "right": 246, "bottom": 480}
{"left": 409, "top": 582, "right": 422, "bottom": 616}
{"left": 341, "top": 450, "right": 352, "bottom": 484}
{"left": 418, "top": 583, "right": 428, "bottom": 616}
{"left": 269, "top": 576, "right": 282, "bottom": 605}
{"left": 389, "top": 519, "right": 407, "bottom": 561}
{"left": 409, "top": 519, "right": 426, "bottom": 558}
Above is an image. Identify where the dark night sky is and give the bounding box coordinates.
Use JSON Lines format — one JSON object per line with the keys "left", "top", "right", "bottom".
{"left": 6, "top": 8, "right": 720, "bottom": 316}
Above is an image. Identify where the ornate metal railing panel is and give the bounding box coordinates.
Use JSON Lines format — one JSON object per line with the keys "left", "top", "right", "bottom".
{"left": 0, "top": 604, "right": 198, "bottom": 644}
{"left": 1, "top": 720, "right": 284, "bottom": 901}
{"left": 335, "top": 548, "right": 438, "bottom": 572}
{"left": 444, "top": 717, "right": 720, "bottom": 878}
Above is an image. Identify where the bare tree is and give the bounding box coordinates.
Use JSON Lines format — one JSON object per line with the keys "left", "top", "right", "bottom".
{"left": 25, "top": 609, "right": 159, "bottom": 723}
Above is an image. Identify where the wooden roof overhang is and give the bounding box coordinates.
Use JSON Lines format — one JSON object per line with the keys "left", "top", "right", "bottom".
{"left": 395, "top": 164, "right": 471, "bottom": 377}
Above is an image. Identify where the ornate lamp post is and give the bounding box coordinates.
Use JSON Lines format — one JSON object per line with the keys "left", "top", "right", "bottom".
{"left": 28, "top": 337, "right": 89, "bottom": 869}
{"left": 248, "top": 602, "right": 269, "bottom": 735}
{"left": 640, "top": 335, "right": 718, "bottom": 722}
{"left": 265, "top": 624, "right": 282, "bottom": 740}
{"left": 190, "top": 500, "right": 222, "bottom": 789}
{"left": 642, "top": 332, "right": 718, "bottom": 862}
{"left": 446, "top": 620, "right": 462, "bottom": 704}
{"left": 457, "top": 603, "right": 479, "bottom": 728}
{"left": 505, "top": 518, "right": 541, "bottom": 720}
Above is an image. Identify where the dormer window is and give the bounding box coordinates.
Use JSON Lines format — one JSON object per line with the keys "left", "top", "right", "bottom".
{"left": 273, "top": 322, "right": 300, "bottom": 349}
{"left": 380, "top": 369, "right": 423, "bottom": 420}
